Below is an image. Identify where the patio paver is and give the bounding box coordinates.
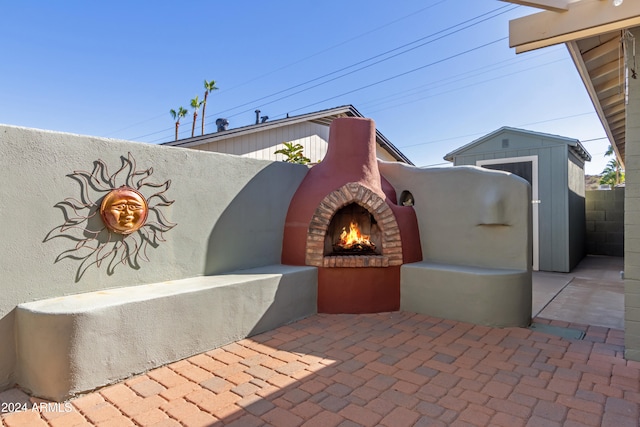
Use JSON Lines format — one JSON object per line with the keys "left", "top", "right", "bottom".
{"left": 1, "top": 312, "right": 639, "bottom": 426}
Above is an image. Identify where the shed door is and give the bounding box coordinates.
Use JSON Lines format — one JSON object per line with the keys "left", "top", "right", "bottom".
{"left": 482, "top": 162, "right": 532, "bottom": 186}
{"left": 477, "top": 156, "right": 539, "bottom": 271}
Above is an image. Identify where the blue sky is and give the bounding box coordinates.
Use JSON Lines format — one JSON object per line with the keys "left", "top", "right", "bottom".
{"left": 2, "top": 0, "right": 611, "bottom": 175}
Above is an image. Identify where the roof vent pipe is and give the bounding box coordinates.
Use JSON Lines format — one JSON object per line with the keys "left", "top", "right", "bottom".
{"left": 216, "top": 118, "right": 229, "bottom": 132}
{"left": 255, "top": 109, "right": 261, "bottom": 124}
{"left": 261, "top": 115, "right": 269, "bottom": 123}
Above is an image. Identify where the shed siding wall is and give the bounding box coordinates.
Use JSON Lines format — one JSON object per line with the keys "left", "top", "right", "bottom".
{"left": 548, "top": 143, "right": 569, "bottom": 272}
{"left": 568, "top": 152, "right": 586, "bottom": 270}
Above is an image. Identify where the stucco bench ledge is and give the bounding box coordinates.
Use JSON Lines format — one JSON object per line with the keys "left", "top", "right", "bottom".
{"left": 400, "top": 261, "right": 531, "bottom": 328}
{"left": 15, "top": 264, "right": 317, "bottom": 402}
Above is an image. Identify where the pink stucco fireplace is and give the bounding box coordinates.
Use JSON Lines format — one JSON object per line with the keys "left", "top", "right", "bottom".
{"left": 282, "top": 117, "right": 422, "bottom": 313}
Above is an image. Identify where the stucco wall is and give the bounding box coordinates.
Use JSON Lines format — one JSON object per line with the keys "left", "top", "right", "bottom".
{"left": 379, "top": 162, "right": 531, "bottom": 271}
{"left": 0, "top": 125, "right": 309, "bottom": 391}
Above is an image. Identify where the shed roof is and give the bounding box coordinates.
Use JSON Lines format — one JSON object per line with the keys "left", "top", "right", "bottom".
{"left": 443, "top": 126, "right": 592, "bottom": 162}
{"left": 162, "top": 104, "right": 413, "bottom": 165}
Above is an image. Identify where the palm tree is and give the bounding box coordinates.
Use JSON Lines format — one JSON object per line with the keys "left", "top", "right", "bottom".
{"left": 604, "top": 145, "right": 622, "bottom": 185}
{"left": 202, "top": 79, "right": 219, "bottom": 135}
{"left": 190, "top": 96, "right": 203, "bottom": 137}
{"left": 601, "top": 145, "right": 624, "bottom": 188}
{"left": 169, "top": 107, "right": 188, "bottom": 141}
{"left": 605, "top": 145, "right": 614, "bottom": 157}
{"left": 600, "top": 158, "right": 625, "bottom": 189}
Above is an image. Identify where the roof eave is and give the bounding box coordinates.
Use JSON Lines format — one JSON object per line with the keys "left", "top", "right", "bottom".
{"left": 162, "top": 104, "right": 413, "bottom": 164}
{"left": 162, "top": 105, "right": 360, "bottom": 148}
{"left": 445, "top": 126, "right": 592, "bottom": 162}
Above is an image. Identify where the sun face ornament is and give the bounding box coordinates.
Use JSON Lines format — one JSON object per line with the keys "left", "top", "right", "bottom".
{"left": 45, "top": 153, "right": 176, "bottom": 281}
{"left": 100, "top": 186, "right": 149, "bottom": 235}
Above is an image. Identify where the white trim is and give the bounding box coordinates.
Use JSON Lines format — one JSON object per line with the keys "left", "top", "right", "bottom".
{"left": 499, "top": 0, "right": 569, "bottom": 13}
{"left": 477, "top": 156, "right": 539, "bottom": 271}
{"left": 507, "top": 0, "right": 640, "bottom": 53}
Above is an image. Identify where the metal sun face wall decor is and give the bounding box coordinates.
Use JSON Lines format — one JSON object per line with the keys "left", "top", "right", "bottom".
{"left": 45, "top": 153, "right": 176, "bottom": 281}
{"left": 100, "top": 186, "right": 149, "bottom": 235}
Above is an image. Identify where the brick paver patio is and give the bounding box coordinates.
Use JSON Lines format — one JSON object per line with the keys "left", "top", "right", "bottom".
{"left": 1, "top": 312, "right": 639, "bottom": 426}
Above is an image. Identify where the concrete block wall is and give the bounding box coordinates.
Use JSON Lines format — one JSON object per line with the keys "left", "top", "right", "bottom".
{"left": 625, "top": 27, "right": 640, "bottom": 362}
{"left": 585, "top": 188, "right": 625, "bottom": 257}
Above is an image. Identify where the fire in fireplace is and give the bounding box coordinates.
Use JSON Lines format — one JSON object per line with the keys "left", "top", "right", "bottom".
{"left": 333, "top": 220, "right": 376, "bottom": 254}
{"left": 327, "top": 203, "right": 379, "bottom": 256}
{"left": 304, "top": 181, "right": 402, "bottom": 268}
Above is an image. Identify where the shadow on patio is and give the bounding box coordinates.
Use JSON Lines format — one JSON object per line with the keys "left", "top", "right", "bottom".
{"left": 2, "top": 309, "right": 638, "bottom": 427}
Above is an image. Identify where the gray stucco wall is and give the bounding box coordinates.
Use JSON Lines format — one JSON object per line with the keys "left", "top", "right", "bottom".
{"left": 379, "top": 162, "right": 531, "bottom": 271}
{"left": 586, "top": 188, "right": 624, "bottom": 257}
{"left": 0, "top": 125, "right": 309, "bottom": 391}
{"left": 380, "top": 162, "right": 532, "bottom": 328}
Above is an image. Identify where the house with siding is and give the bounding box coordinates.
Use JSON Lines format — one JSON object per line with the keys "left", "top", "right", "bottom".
{"left": 161, "top": 104, "right": 412, "bottom": 165}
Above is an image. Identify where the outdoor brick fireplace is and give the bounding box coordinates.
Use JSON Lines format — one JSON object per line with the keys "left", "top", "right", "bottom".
{"left": 282, "top": 117, "right": 422, "bottom": 313}
{"left": 305, "top": 182, "right": 403, "bottom": 268}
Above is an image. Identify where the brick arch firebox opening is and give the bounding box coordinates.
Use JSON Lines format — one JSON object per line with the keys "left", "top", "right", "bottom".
{"left": 305, "top": 182, "right": 403, "bottom": 268}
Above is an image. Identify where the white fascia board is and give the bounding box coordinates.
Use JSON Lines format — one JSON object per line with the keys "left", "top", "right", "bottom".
{"left": 509, "top": 0, "right": 640, "bottom": 53}
{"left": 499, "top": 0, "right": 570, "bottom": 12}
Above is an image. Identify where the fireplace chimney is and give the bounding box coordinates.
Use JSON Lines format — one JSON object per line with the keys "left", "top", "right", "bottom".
{"left": 281, "top": 117, "right": 422, "bottom": 313}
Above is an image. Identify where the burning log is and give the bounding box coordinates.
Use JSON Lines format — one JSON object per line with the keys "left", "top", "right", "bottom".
{"left": 333, "top": 221, "right": 377, "bottom": 254}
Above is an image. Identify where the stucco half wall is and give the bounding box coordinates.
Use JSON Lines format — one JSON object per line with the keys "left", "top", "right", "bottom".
{"left": 0, "top": 125, "right": 312, "bottom": 394}
{"left": 379, "top": 161, "right": 533, "bottom": 327}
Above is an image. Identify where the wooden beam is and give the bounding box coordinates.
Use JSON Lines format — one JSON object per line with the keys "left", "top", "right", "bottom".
{"left": 499, "top": 0, "right": 569, "bottom": 13}
{"left": 581, "top": 36, "right": 619, "bottom": 64}
{"left": 509, "top": 0, "right": 640, "bottom": 53}
{"left": 595, "top": 76, "right": 622, "bottom": 94}
{"left": 590, "top": 60, "right": 620, "bottom": 81}
{"left": 600, "top": 92, "right": 625, "bottom": 108}
{"left": 604, "top": 101, "right": 625, "bottom": 116}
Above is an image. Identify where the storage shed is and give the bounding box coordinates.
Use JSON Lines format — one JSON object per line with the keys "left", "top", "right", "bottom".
{"left": 444, "top": 127, "right": 591, "bottom": 273}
